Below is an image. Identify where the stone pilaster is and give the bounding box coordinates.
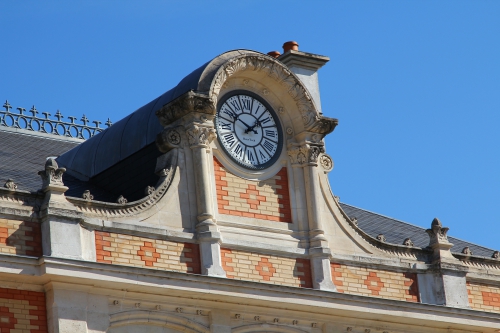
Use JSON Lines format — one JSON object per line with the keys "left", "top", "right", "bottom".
{"left": 186, "top": 124, "right": 226, "bottom": 277}
{"left": 418, "top": 218, "right": 469, "bottom": 308}
{"left": 38, "top": 159, "right": 95, "bottom": 261}
{"left": 288, "top": 142, "right": 336, "bottom": 291}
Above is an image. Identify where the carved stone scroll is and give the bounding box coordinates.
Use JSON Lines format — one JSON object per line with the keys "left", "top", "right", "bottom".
{"left": 155, "top": 91, "right": 216, "bottom": 127}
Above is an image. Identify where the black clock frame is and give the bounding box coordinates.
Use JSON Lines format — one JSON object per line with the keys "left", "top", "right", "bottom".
{"left": 215, "top": 90, "right": 283, "bottom": 170}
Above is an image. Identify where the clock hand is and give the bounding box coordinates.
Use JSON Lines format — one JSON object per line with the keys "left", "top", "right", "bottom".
{"left": 238, "top": 119, "right": 256, "bottom": 133}
{"left": 244, "top": 120, "right": 261, "bottom": 134}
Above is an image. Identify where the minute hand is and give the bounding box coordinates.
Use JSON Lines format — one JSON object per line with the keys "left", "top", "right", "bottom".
{"left": 238, "top": 119, "right": 257, "bottom": 134}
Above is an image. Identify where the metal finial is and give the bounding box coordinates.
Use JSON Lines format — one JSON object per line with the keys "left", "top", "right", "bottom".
{"left": 81, "top": 114, "right": 89, "bottom": 125}
{"left": 105, "top": 118, "right": 113, "bottom": 127}
{"left": 67, "top": 116, "right": 77, "bottom": 124}
{"left": 3, "top": 100, "right": 12, "bottom": 112}
{"left": 55, "top": 110, "right": 63, "bottom": 121}
{"left": 92, "top": 120, "right": 101, "bottom": 128}
{"left": 29, "top": 105, "right": 38, "bottom": 117}
{"left": 17, "top": 107, "right": 26, "bottom": 115}
{"left": 42, "top": 112, "right": 51, "bottom": 119}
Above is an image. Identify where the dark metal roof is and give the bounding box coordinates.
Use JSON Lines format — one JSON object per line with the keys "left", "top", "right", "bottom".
{"left": 57, "top": 49, "right": 260, "bottom": 180}
{"left": 0, "top": 129, "right": 79, "bottom": 192}
{"left": 340, "top": 202, "right": 496, "bottom": 257}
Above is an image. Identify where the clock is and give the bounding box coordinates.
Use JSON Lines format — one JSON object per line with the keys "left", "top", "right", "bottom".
{"left": 215, "top": 90, "right": 283, "bottom": 170}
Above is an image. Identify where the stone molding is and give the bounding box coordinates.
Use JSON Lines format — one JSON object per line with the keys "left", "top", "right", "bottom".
{"left": 155, "top": 91, "right": 216, "bottom": 127}
{"left": 209, "top": 54, "right": 337, "bottom": 135}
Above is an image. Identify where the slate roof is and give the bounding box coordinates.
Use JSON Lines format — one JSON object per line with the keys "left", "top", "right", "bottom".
{"left": 0, "top": 128, "right": 80, "bottom": 192}
{"left": 340, "top": 202, "right": 496, "bottom": 257}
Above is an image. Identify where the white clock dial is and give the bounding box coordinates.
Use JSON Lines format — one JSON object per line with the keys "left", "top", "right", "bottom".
{"left": 216, "top": 91, "right": 282, "bottom": 170}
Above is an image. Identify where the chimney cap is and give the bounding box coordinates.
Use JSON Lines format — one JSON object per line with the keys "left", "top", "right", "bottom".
{"left": 283, "top": 41, "right": 299, "bottom": 53}
{"left": 267, "top": 51, "right": 281, "bottom": 58}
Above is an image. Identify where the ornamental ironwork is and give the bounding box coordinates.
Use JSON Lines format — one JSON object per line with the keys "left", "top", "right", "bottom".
{"left": 1, "top": 100, "right": 112, "bottom": 140}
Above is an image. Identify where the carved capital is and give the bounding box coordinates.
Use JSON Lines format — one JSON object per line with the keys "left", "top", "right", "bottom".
{"left": 38, "top": 158, "right": 67, "bottom": 192}
{"left": 155, "top": 91, "right": 215, "bottom": 127}
{"left": 156, "top": 127, "right": 182, "bottom": 153}
{"left": 287, "top": 143, "right": 324, "bottom": 166}
{"left": 186, "top": 125, "right": 216, "bottom": 148}
{"left": 4, "top": 179, "right": 17, "bottom": 191}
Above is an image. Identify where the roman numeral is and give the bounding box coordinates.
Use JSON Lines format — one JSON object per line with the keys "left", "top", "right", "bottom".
{"left": 241, "top": 99, "right": 250, "bottom": 111}
{"left": 259, "top": 150, "right": 266, "bottom": 159}
{"left": 246, "top": 149, "right": 254, "bottom": 162}
{"left": 234, "top": 144, "right": 243, "bottom": 158}
{"left": 263, "top": 140, "right": 275, "bottom": 152}
{"left": 223, "top": 108, "right": 237, "bottom": 119}
{"left": 260, "top": 117, "right": 271, "bottom": 124}
{"left": 220, "top": 122, "right": 232, "bottom": 130}
{"left": 265, "top": 129, "right": 276, "bottom": 138}
{"left": 223, "top": 133, "right": 235, "bottom": 147}
{"left": 230, "top": 100, "right": 241, "bottom": 111}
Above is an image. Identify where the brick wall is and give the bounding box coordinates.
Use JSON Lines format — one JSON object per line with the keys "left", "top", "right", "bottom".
{"left": 221, "top": 248, "right": 312, "bottom": 288}
{"left": 95, "top": 231, "right": 200, "bottom": 274}
{"left": 214, "top": 157, "right": 292, "bottom": 222}
{"left": 331, "top": 263, "right": 419, "bottom": 302}
{"left": 0, "top": 288, "right": 47, "bottom": 333}
{"left": 467, "top": 282, "right": 500, "bottom": 313}
{"left": 0, "top": 219, "right": 42, "bottom": 257}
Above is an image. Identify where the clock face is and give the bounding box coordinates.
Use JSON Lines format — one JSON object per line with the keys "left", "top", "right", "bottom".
{"left": 216, "top": 91, "right": 283, "bottom": 170}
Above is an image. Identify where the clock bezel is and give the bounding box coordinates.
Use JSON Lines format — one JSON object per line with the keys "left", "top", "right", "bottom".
{"left": 215, "top": 90, "right": 283, "bottom": 171}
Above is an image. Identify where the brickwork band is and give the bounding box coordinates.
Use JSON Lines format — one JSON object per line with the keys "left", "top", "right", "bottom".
{"left": 214, "top": 157, "right": 292, "bottom": 222}
{"left": 331, "top": 262, "right": 419, "bottom": 302}
{"left": 467, "top": 281, "right": 500, "bottom": 313}
{"left": 0, "top": 219, "right": 42, "bottom": 257}
{"left": 221, "top": 248, "right": 312, "bottom": 288}
{"left": 95, "top": 231, "right": 201, "bottom": 274}
{"left": 0, "top": 288, "right": 48, "bottom": 333}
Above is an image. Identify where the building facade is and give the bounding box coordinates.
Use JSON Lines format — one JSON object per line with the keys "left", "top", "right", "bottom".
{"left": 1, "top": 43, "right": 500, "bottom": 333}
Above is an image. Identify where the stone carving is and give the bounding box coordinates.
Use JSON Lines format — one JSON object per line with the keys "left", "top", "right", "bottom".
{"left": 365, "top": 330, "right": 371, "bottom": 333}
{"left": 347, "top": 328, "right": 353, "bottom": 332}
{"left": 273, "top": 318, "right": 279, "bottom": 323}
{"left": 235, "top": 314, "right": 241, "bottom": 319}
{"left": 403, "top": 238, "right": 414, "bottom": 247}
{"left": 286, "top": 127, "right": 293, "bottom": 135}
{"left": 243, "top": 79, "right": 249, "bottom": 85}
{"left": 278, "top": 107, "right": 285, "bottom": 114}
{"left": 462, "top": 247, "right": 472, "bottom": 256}
{"left": 156, "top": 305, "right": 162, "bottom": 310}
{"left": 288, "top": 144, "right": 325, "bottom": 166}
{"left": 210, "top": 55, "right": 337, "bottom": 135}
{"left": 319, "top": 154, "right": 334, "bottom": 171}
{"left": 254, "top": 316, "right": 260, "bottom": 321}
{"left": 82, "top": 190, "right": 93, "bottom": 201}
{"left": 196, "top": 310, "right": 202, "bottom": 315}
{"left": 350, "top": 217, "right": 358, "bottom": 226}
{"left": 4, "top": 179, "right": 17, "bottom": 190}
{"left": 155, "top": 91, "right": 216, "bottom": 127}
{"left": 292, "top": 320, "right": 298, "bottom": 325}
{"left": 145, "top": 186, "right": 155, "bottom": 196}
{"left": 176, "top": 307, "right": 183, "bottom": 313}
{"left": 426, "top": 217, "right": 450, "bottom": 246}
{"left": 311, "top": 323, "right": 317, "bottom": 328}
{"left": 117, "top": 195, "right": 128, "bottom": 204}
{"left": 38, "top": 158, "right": 66, "bottom": 189}
{"left": 492, "top": 251, "right": 500, "bottom": 259}
{"left": 135, "top": 303, "right": 141, "bottom": 308}
{"left": 262, "top": 88, "right": 269, "bottom": 96}
{"left": 186, "top": 125, "right": 216, "bottom": 148}
{"left": 377, "top": 234, "right": 386, "bottom": 243}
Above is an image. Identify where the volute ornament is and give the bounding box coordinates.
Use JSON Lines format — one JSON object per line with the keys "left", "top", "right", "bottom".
{"left": 462, "top": 247, "right": 472, "bottom": 256}
{"left": 145, "top": 186, "right": 155, "bottom": 196}
{"left": 319, "top": 154, "right": 334, "bottom": 171}
{"left": 403, "top": 238, "right": 414, "bottom": 247}
{"left": 117, "top": 195, "right": 128, "bottom": 204}
{"left": 82, "top": 190, "right": 93, "bottom": 201}
{"left": 4, "top": 179, "right": 17, "bottom": 191}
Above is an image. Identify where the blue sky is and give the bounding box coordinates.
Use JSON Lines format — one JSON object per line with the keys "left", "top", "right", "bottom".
{"left": 1, "top": 1, "right": 499, "bottom": 251}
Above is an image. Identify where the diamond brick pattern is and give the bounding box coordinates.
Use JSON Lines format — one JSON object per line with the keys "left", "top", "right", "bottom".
{"left": 467, "top": 282, "right": 500, "bottom": 313}
{"left": 220, "top": 248, "right": 312, "bottom": 288}
{"left": 0, "top": 288, "right": 48, "bottom": 333}
{"left": 95, "top": 231, "right": 200, "bottom": 274}
{"left": 0, "top": 219, "right": 42, "bottom": 257}
{"left": 331, "top": 263, "right": 419, "bottom": 302}
{"left": 214, "top": 157, "right": 292, "bottom": 222}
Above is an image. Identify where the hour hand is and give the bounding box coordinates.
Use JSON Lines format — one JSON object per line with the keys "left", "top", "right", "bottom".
{"left": 238, "top": 119, "right": 257, "bottom": 134}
